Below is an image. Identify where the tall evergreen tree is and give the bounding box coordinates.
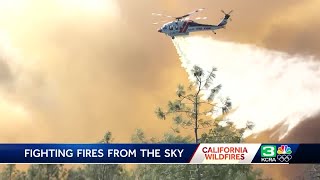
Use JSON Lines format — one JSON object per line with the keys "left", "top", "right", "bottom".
{"left": 155, "top": 65, "right": 233, "bottom": 179}
{"left": 155, "top": 65, "right": 231, "bottom": 143}
{"left": 132, "top": 65, "right": 262, "bottom": 180}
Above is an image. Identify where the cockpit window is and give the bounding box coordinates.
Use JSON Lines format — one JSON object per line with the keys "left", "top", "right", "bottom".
{"left": 169, "top": 25, "right": 173, "bottom": 30}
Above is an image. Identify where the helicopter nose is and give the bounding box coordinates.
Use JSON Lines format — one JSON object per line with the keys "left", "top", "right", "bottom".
{"left": 158, "top": 29, "right": 162, "bottom": 33}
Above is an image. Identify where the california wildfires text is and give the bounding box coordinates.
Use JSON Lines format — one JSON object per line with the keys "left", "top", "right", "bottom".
{"left": 202, "top": 147, "right": 248, "bottom": 160}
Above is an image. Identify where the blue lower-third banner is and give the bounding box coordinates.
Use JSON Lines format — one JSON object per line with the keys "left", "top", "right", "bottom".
{"left": 0, "top": 143, "right": 318, "bottom": 164}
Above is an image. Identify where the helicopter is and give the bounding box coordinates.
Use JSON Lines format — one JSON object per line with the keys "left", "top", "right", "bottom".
{"left": 152, "top": 8, "right": 233, "bottom": 39}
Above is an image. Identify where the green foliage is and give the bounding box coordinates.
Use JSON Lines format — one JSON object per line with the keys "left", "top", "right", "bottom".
{"left": 27, "top": 164, "right": 66, "bottom": 180}
{"left": 1, "top": 164, "right": 17, "bottom": 180}
{"left": 100, "top": 131, "right": 113, "bottom": 143}
{"left": 14, "top": 170, "right": 27, "bottom": 180}
{"left": 83, "top": 164, "right": 124, "bottom": 180}
{"left": 131, "top": 129, "right": 148, "bottom": 143}
{"left": 155, "top": 65, "right": 230, "bottom": 144}
{"left": 66, "top": 167, "right": 86, "bottom": 180}
{"left": 0, "top": 165, "right": 28, "bottom": 180}
{"left": 200, "top": 121, "right": 253, "bottom": 143}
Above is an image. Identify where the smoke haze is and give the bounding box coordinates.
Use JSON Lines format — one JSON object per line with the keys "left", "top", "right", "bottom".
{"left": 0, "top": 0, "right": 183, "bottom": 143}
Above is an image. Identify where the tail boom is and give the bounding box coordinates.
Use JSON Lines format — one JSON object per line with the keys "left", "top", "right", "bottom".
{"left": 218, "top": 14, "right": 230, "bottom": 27}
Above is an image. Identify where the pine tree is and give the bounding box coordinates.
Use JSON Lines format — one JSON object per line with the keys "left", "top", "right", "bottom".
{"left": 155, "top": 65, "right": 232, "bottom": 180}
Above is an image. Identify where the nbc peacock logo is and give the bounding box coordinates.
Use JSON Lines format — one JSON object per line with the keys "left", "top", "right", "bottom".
{"left": 276, "top": 145, "right": 292, "bottom": 163}
{"left": 277, "top": 145, "right": 292, "bottom": 155}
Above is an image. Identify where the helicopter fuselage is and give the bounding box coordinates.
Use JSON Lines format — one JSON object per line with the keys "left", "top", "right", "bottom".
{"left": 158, "top": 20, "right": 224, "bottom": 39}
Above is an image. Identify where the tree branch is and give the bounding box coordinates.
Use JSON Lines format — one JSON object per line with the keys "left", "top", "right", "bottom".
{"left": 167, "top": 110, "right": 194, "bottom": 114}
{"left": 179, "top": 95, "right": 195, "bottom": 103}
{"left": 203, "top": 67, "right": 217, "bottom": 88}
{"left": 199, "top": 101, "right": 217, "bottom": 106}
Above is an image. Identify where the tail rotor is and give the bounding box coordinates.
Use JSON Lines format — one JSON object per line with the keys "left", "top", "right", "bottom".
{"left": 218, "top": 10, "right": 233, "bottom": 28}
{"left": 221, "top": 10, "right": 233, "bottom": 21}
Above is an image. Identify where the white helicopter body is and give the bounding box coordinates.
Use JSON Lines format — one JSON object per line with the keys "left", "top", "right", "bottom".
{"left": 153, "top": 9, "right": 232, "bottom": 39}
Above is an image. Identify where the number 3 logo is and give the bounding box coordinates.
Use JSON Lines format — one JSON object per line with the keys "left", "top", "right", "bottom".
{"left": 261, "top": 145, "right": 276, "bottom": 158}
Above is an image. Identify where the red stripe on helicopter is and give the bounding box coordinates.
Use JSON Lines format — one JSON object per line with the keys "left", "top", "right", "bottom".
{"left": 180, "top": 22, "right": 187, "bottom": 33}
{"left": 182, "top": 22, "right": 190, "bottom": 33}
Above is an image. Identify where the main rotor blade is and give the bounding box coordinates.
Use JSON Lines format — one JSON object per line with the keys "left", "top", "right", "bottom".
{"left": 152, "top": 20, "right": 170, "bottom": 25}
{"left": 195, "top": 16, "right": 208, "bottom": 20}
{"left": 151, "top": 13, "right": 173, "bottom": 18}
{"left": 189, "top": 8, "right": 205, "bottom": 15}
{"left": 175, "top": 8, "right": 205, "bottom": 19}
